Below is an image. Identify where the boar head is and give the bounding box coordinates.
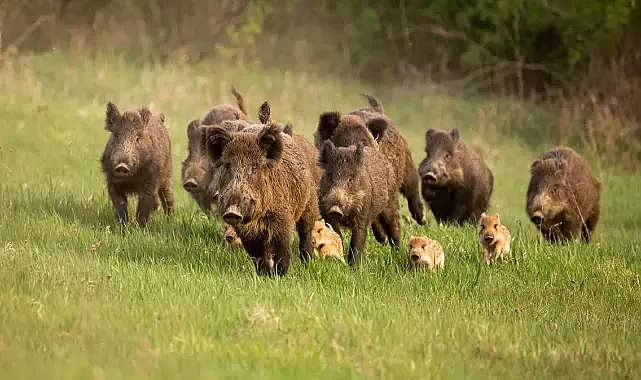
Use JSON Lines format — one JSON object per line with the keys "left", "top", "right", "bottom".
{"left": 419, "top": 128, "right": 464, "bottom": 187}
{"left": 104, "top": 101, "right": 156, "bottom": 181}
{"left": 203, "top": 124, "right": 284, "bottom": 226}
{"left": 315, "top": 112, "right": 388, "bottom": 150}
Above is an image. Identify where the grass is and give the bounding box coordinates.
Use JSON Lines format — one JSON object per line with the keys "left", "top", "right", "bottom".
{"left": 1, "top": 51, "right": 640, "bottom": 379}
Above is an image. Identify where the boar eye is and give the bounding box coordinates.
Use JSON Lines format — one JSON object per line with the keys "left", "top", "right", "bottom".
{"left": 445, "top": 152, "right": 452, "bottom": 160}
{"left": 136, "top": 136, "right": 142, "bottom": 143}
{"left": 480, "top": 224, "right": 485, "bottom": 229}
{"left": 494, "top": 224, "right": 498, "bottom": 229}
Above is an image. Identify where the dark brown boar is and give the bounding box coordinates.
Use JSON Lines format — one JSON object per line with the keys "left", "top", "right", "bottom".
{"left": 318, "top": 140, "right": 400, "bottom": 268}
{"left": 526, "top": 146, "right": 601, "bottom": 243}
{"left": 203, "top": 123, "right": 319, "bottom": 276}
{"left": 314, "top": 94, "right": 425, "bottom": 228}
{"left": 181, "top": 87, "right": 249, "bottom": 213}
{"left": 100, "top": 102, "right": 174, "bottom": 227}
{"left": 315, "top": 113, "right": 394, "bottom": 245}
{"left": 418, "top": 128, "right": 494, "bottom": 225}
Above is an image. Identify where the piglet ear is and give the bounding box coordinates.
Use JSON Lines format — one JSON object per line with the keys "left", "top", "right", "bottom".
{"left": 319, "top": 139, "right": 336, "bottom": 166}
{"left": 367, "top": 118, "right": 388, "bottom": 141}
{"left": 480, "top": 212, "right": 486, "bottom": 218}
{"left": 450, "top": 128, "right": 460, "bottom": 140}
{"left": 258, "top": 124, "right": 284, "bottom": 163}
{"left": 258, "top": 101, "right": 271, "bottom": 124}
{"left": 203, "top": 125, "right": 232, "bottom": 162}
{"left": 317, "top": 111, "right": 341, "bottom": 143}
{"left": 105, "top": 101, "right": 121, "bottom": 132}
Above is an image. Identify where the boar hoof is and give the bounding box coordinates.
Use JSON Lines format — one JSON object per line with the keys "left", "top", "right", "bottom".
{"left": 183, "top": 178, "right": 199, "bottom": 191}
{"left": 530, "top": 211, "right": 544, "bottom": 225}
{"left": 113, "top": 163, "right": 131, "bottom": 175}
{"left": 223, "top": 205, "right": 243, "bottom": 225}
{"left": 328, "top": 205, "right": 344, "bottom": 219}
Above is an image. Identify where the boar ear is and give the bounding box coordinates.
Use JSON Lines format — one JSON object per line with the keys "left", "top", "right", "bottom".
{"left": 480, "top": 212, "right": 486, "bottom": 218}
{"left": 530, "top": 158, "right": 544, "bottom": 174}
{"left": 204, "top": 126, "right": 232, "bottom": 161}
{"left": 367, "top": 118, "right": 388, "bottom": 141}
{"left": 355, "top": 142, "right": 365, "bottom": 166}
{"left": 317, "top": 111, "right": 341, "bottom": 142}
{"left": 139, "top": 107, "right": 152, "bottom": 126}
{"left": 450, "top": 129, "right": 460, "bottom": 141}
{"left": 158, "top": 112, "right": 165, "bottom": 123}
{"left": 425, "top": 128, "right": 436, "bottom": 140}
{"left": 105, "top": 101, "right": 121, "bottom": 131}
{"left": 187, "top": 119, "right": 202, "bottom": 137}
{"left": 319, "top": 140, "right": 336, "bottom": 165}
{"left": 258, "top": 124, "right": 284, "bottom": 163}
{"left": 283, "top": 122, "right": 294, "bottom": 136}
{"left": 258, "top": 101, "right": 271, "bottom": 124}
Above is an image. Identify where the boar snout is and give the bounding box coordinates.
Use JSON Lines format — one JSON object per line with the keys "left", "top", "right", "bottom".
{"left": 530, "top": 211, "right": 544, "bottom": 225}
{"left": 484, "top": 234, "right": 494, "bottom": 244}
{"left": 225, "top": 234, "right": 235, "bottom": 243}
{"left": 223, "top": 205, "right": 243, "bottom": 225}
{"left": 328, "top": 205, "right": 344, "bottom": 219}
{"left": 183, "top": 178, "right": 199, "bottom": 191}
{"left": 113, "top": 162, "right": 131, "bottom": 176}
{"left": 423, "top": 171, "right": 437, "bottom": 183}
{"left": 410, "top": 253, "right": 420, "bottom": 261}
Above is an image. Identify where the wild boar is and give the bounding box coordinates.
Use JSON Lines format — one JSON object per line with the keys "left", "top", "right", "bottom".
{"left": 314, "top": 94, "right": 425, "bottom": 227}
{"left": 408, "top": 236, "right": 444, "bottom": 271}
{"left": 202, "top": 123, "right": 319, "bottom": 276}
{"left": 478, "top": 212, "right": 511, "bottom": 265}
{"left": 418, "top": 128, "right": 494, "bottom": 225}
{"left": 100, "top": 102, "right": 174, "bottom": 227}
{"left": 318, "top": 140, "right": 400, "bottom": 268}
{"left": 311, "top": 219, "right": 345, "bottom": 263}
{"left": 526, "top": 146, "right": 601, "bottom": 243}
{"left": 181, "top": 86, "right": 249, "bottom": 213}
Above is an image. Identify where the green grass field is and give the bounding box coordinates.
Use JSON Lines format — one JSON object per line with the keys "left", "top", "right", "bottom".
{"left": 1, "top": 52, "right": 640, "bottom": 379}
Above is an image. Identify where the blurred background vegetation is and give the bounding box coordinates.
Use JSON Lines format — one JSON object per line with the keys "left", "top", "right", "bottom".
{"left": 1, "top": 0, "right": 640, "bottom": 167}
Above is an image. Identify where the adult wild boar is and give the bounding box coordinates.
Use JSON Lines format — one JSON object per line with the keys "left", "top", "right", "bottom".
{"left": 202, "top": 123, "right": 319, "bottom": 276}
{"left": 181, "top": 86, "right": 248, "bottom": 213}
{"left": 100, "top": 102, "right": 174, "bottom": 227}
{"left": 418, "top": 128, "right": 494, "bottom": 225}
{"left": 318, "top": 140, "right": 400, "bottom": 268}
{"left": 526, "top": 146, "right": 601, "bottom": 243}
{"left": 314, "top": 94, "right": 425, "bottom": 229}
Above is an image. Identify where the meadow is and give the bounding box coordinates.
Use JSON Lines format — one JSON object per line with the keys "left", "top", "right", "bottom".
{"left": 0, "top": 52, "right": 640, "bottom": 379}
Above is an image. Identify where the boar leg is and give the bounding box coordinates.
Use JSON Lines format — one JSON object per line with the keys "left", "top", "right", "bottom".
{"left": 348, "top": 221, "right": 368, "bottom": 268}
{"left": 272, "top": 234, "right": 293, "bottom": 277}
{"left": 449, "top": 191, "right": 472, "bottom": 225}
{"left": 378, "top": 208, "right": 401, "bottom": 248}
{"left": 581, "top": 213, "right": 599, "bottom": 243}
{"left": 136, "top": 191, "right": 159, "bottom": 227}
{"left": 401, "top": 161, "right": 425, "bottom": 225}
{"left": 158, "top": 177, "right": 175, "bottom": 216}
{"left": 371, "top": 220, "right": 388, "bottom": 245}
{"left": 296, "top": 219, "right": 314, "bottom": 266}
{"left": 242, "top": 238, "right": 274, "bottom": 276}
{"left": 297, "top": 195, "right": 318, "bottom": 265}
{"left": 108, "top": 184, "right": 128, "bottom": 226}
